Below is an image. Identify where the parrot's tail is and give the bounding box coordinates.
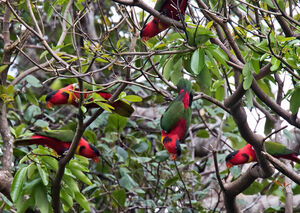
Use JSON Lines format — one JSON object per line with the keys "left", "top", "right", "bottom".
{"left": 14, "top": 135, "right": 48, "bottom": 146}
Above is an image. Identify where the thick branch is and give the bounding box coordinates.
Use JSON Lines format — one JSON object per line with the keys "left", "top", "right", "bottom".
{"left": 51, "top": 80, "right": 85, "bottom": 212}
{"left": 263, "top": 152, "right": 300, "bottom": 185}
{"left": 251, "top": 80, "right": 300, "bottom": 128}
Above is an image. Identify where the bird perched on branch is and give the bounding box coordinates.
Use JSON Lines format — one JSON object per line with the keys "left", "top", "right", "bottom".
{"left": 45, "top": 83, "right": 134, "bottom": 117}
{"left": 14, "top": 129, "right": 100, "bottom": 162}
{"left": 225, "top": 141, "right": 300, "bottom": 168}
{"left": 160, "top": 78, "right": 193, "bottom": 160}
{"left": 140, "top": 0, "right": 188, "bottom": 41}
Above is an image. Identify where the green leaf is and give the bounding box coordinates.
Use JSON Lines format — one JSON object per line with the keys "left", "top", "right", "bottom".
{"left": 34, "top": 119, "right": 49, "bottom": 128}
{"left": 95, "top": 102, "right": 113, "bottom": 113}
{"left": 264, "top": 117, "right": 275, "bottom": 135}
{"left": 290, "top": 87, "right": 300, "bottom": 115}
{"left": 134, "top": 142, "right": 148, "bottom": 153}
{"left": 83, "top": 130, "right": 97, "bottom": 144}
{"left": 245, "top": 90, "right": 253, "bottom": 108}
{"left": 123, "top": 95, "right": 143, "bottom": 102}
{"left": 11, "top": 166, "right": 28, "bottom": 202}
{"left": 116, "top": 146, "right": 128, "bottom": 162}
{"left": 155, "top": 150, "right": 169, "bottom": 162}
{"left": 170, "top": 57, "right": 182, "bottom": 85}
{"left": 262, "top": 0, "right": 275, "bottom": 9}
{"left": 24, "top": 105, "right": 41, "bottom": 122}
{"left": 229, "top": 166, "right": 241, "bottom": 178}
{"left": 0, "top": 192, "right": 13, "bottom": 207}
{"left": 243, "top": 181, "right": 264, "bottom": 195}
{"left": 187, "top": 27, "right": 215, "bottom": 46}
{"left": 163, "top": 57, "right": 173, "bottom": 80}
{"left": 68, "top": 160, "right": 89, "bottom": 172}
{"left": 112, "top": 189, "right": 126, "bottom": 207}
{"left": 164, "top": 176, "right": 179, "bottom": 187}
{"left": 81, "top": 105, "right": 87, "bottom": 113}
{"left": 215, "top": 87, "right": 224, "bottom": 101}
{"left": 25, "top": 75, "right": 42, "bottom": 87}
{"left": 105, "top": 114, "right": 127, "bottom": 133}
{"left": 40, "top": 50, "right": 49, "bottom": 59}
{"left": 205, "top": 49, "right": 221, "bottom": 78}
{"left": 0, "top": 65, "right": 8, "bottom": 73}
{"left": 34, "top": 184, "right": 50, "bottom": 213}
{"left": 242, "top": 61, "right": 253, "bottom": 90}
{"left": 270, "top": 57, "right": 281, "bottom": 71}
{"left": 74, "top": 191, "right": 91, "bottom": 212}
{"left": 69, "top": 168, "right": 92, "bottom": 185}
{"left": 92, "top": 93, "right": 106, "bottom": 102}
{"left": 26, "top": 88, "right": 39, "bottom": 106}
{"left": 197, "top": 66, "right": 212, "bottom": 89}
{"left": 208, "top": 46, "right": 229, "bottom": 68}
{"left": 37, "top": 164, "right": 49, "bottom": 186}
{"left": 191, "top": 48, "right": 205, "bottom": 74}
{"left": 119, "top": 174, "right": 138, "bottom": 191}
{"left": 35, "top": 147, "right": 58, "bottom": 171}
{"left": 196, "top": 129, "right": 209, "bottom": 138}
{"left": 60, "top": 188, "right": 73, "bottom": 209}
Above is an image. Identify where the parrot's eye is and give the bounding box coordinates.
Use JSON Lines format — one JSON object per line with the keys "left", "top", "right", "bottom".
{"left": 61, "top": 92, "right": 69, "bottom": 98}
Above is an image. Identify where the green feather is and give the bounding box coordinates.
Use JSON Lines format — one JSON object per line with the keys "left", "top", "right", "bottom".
{"left": 154, "top": 0, "right": 168, "bottom": 12}
{"left": 160, "top": 101, "right": 185, "bottom": 132}
{"left": 265, "top": 141, "right": 295, "bottom": 156}
{"left": 177, "top": 78, "right": 192, "bottom": 93}
{"left": 36, "top": 130, "right": 75, "bottom": 142}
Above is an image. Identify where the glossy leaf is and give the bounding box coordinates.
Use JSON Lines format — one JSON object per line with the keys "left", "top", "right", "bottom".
{"left": 74, "top": 191, "right": 91, "bottom": 212}
{"left": 34, "top": 184, "right": 50, "bottom": 213}
{"left": 11, "top": 166, "right": 28, "bottom": 202}
{"left": 290, "top": 87, "right": 300, "bottom": 115}
{"left": 112, "top": 189, "right": 126, "bottom": 207}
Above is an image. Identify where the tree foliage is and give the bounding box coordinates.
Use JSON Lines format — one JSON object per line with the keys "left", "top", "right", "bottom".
{"left": 1, "top": 0, "right": 300, "bottom": 212}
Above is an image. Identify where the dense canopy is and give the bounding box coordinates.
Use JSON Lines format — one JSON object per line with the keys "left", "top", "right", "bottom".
{"left": 1, "top": 0, "right": 300, "bottom": 212}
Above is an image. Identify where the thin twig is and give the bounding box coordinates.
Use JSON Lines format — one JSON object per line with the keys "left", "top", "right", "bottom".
{"left": 174, "top": 160, "right": 193, "bottom": 211}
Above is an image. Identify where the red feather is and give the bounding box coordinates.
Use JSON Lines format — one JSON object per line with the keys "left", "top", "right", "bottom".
{"left": 15, "top": 135, "right": 100, "bottom": 162}
{"left": 45, "top": 84, "right": 134, "bottom": 117}
{"left": 225, "top": 144, "right": 300, "bottom": 168}
{"left": 141, "top": 0, "right": 188, "bottom": 41}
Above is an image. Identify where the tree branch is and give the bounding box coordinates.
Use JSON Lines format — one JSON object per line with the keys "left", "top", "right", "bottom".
{"left": 112, "top": 0, "right": 185, "bottom": 30}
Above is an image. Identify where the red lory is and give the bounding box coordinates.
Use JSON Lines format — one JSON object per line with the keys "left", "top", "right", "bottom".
{"left": 14, "top": 129, "right": 100, "bottom": 162}
{"left": 225, "top": 141, "right": 300, "bottom": 168}
{"left": 140, "top": 0, "right": 188, "bottom": 41}
{"left": 160, "top": 78, "right": 193, "bottom": 160}
{"left": 45, "top": 83, "right": 134, "bottom": 117}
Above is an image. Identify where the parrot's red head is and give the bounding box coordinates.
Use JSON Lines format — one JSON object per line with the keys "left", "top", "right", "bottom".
{"left": 225, "top": 144, "right": 256, "bottom": 168}
{"left": 161, "top": 132, "right": 181, "bottom": 160}
{"left": 140, "top": 18, "right": 169, "bottom": 42}
{"left": 45, "top": 84, "right": 76, "bottom": 108}
{"left": 77, "top": 138, "right": 100, "bottom": 163}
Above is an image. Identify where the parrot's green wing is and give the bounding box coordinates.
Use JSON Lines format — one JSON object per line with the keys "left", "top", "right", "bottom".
{"left": 160, "top": 100, "right": 185, "bottom": 133}
{"left": 184, "top": 107, "right": 192, "bottom": 131}
{"left": 154, "top": 0, "right": 168, "bottom": 11}
{"left": 36, "top": 130, "right": 75, "bottom": 142}
{"left": 265, "top": 141, "right": 295, "bottom": 156}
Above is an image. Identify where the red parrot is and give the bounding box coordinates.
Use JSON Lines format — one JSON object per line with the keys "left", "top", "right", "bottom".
{"left": 45, "top": 83, "right": 134, "bottom": 117}
{"left": 160, "top": 78, "right": 193, "bottom": 160}
{"left": 225, "top": 142, "right": 300, "bottom": 168}
{"left": 140, "top": 0, "right": 188, "bottom": 41}
{"left": 14, "top": 130, "right": 100, "bottom": 162}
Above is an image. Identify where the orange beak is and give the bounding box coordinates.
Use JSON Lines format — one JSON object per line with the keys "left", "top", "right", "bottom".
{"left": 93, "top": 157, "right": 100, "bottom": 163}
{"left": 170, "top": 153, "right": 177, "bottom": 160}
{"left": 142, "top": 37, "right": 150, "bottom": 42}
{"left": 226, "top": 162, "right": 233, "bottom": 169}
{"left": 46, "top": 101, "right": 53, "bottom": 109}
